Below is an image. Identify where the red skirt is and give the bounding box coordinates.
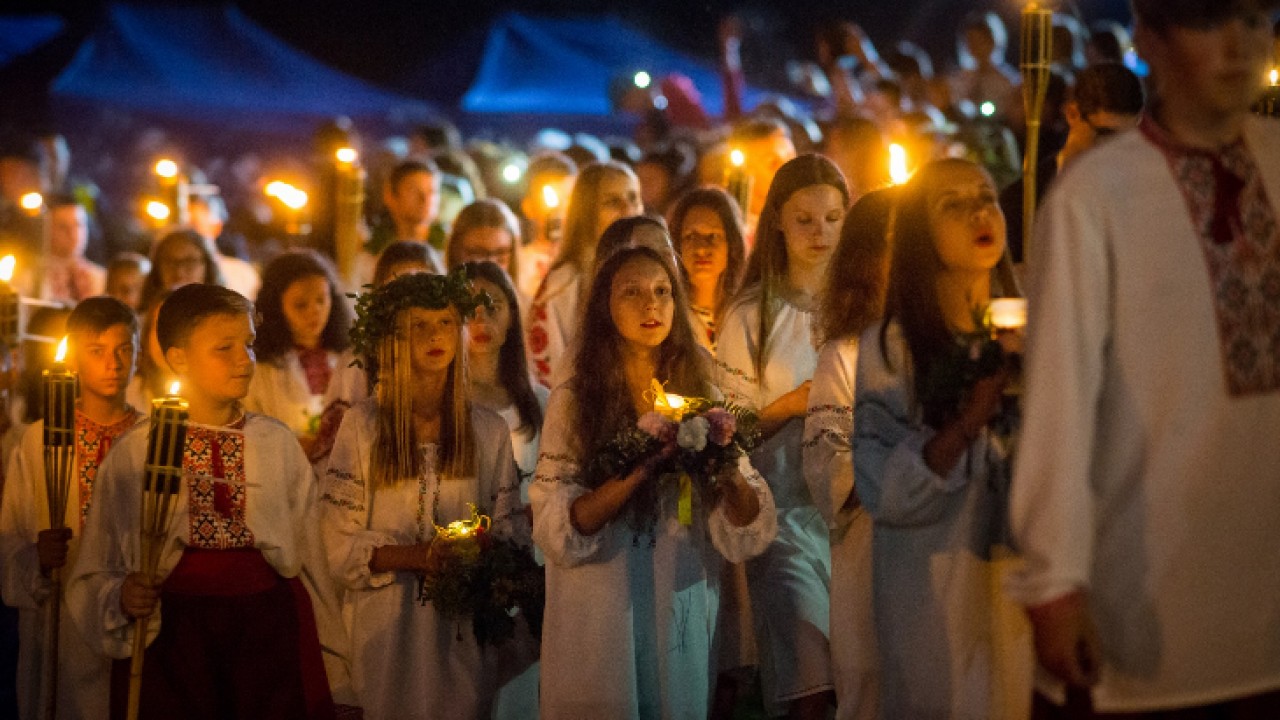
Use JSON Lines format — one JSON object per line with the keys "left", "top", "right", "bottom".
{"left": 110, "top": 547, "right": 334, "bottom": 720}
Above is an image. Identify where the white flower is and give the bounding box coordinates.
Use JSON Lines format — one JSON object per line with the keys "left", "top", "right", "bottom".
{"left": 676, "top": 416, "right": 710, "bottom": 452}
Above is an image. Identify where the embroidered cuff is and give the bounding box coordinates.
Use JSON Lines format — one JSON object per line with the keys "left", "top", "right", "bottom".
{"left": 709, "top": 458, "right": 778, "bottom": 563}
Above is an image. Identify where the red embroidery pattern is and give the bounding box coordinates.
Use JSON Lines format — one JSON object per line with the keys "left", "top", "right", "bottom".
{"left": 74, "top": 409, "right": 143, "bottom": 530}
{"left": 184, "top": 417, "right": 255, "bottom": 549}
{"left": 1143, "top": 118, "right": 1280, "bottom": 396}
{"left": 295, "top": 347, "right": 333, "bottom": 396}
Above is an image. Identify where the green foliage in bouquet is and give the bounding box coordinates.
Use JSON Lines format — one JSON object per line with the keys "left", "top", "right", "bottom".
{"left": 417, "top": 533, "right": 545, "bottom": 647}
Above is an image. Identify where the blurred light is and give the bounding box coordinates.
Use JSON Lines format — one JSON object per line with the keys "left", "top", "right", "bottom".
{"left": 265, "top": 181, "right": 308, "bottom": 209}
{"left": 55, "top": 336, "right": 68, "bottom": 363}
{"left": 169, "top": 381, "right": 181, "bottom": 396}
{"left": 0, "top": 256, "right": 15, "bottom": 283}
{"left": 634, "top": 71, "right": 651, "bottom": 89}
{"left": 145, "top": 200, "right": 171, "bottom": 221}
{"left": 979, "top": 101, "right": 997, "bottom": 118}
{"left": 1271, "top": 68, "right": 1278, "bottom": 87}
{"left": 889, "top": 144, "right": 911, "bottom": 186}
{"left": 19, "top": 192, "right": 42, "bottom": 212}
{"left": 502, "top": 163, "right": 522, "bottom": 184}
{"left": 154, "top": 159, "right": 178, "bottom": 179}
{"left": 335, "top": 147, "right": 358, "bottom": 164}
{"left": 265, "top": 181, "right": 287, "bottom": 198}
{"left": 653, "top": 95, "right": 668, "bottom": 110}
{"left": 729, "top": 149, "right": 745, "bottom": 168}
{"left": 542, "top": 185, "right": 560, "bottom": 209}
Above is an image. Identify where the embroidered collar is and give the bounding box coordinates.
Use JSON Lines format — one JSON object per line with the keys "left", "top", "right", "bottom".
{"left": 1138, "top": 112, "right": 1247, "bottom": 160}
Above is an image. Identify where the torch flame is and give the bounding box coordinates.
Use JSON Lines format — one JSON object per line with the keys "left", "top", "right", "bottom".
{"left": 1271, "top": 68, "right": 1279, "bottom": 87}
{"left": 19, "top": 192, "right": 42, "bottom": 212}
{"left": 154, "top": 159, "right": 178, "bottom": 179}
{"left": 169, "top": 381, "right": 181, "bottom": 396}
{"left": 55, "top": 337, "right": 68, "bottom": 363}
{"left": 729, "top": 149, "right": 745, "bottom": 168}
{"left": 335, "top": 147, "right": 357, "bottom": 164}
{"left": 889, "top": 144, "right": 911, "bottom": 186}
{"left": 542, "top": 185, "right": 560, "bottom": 209}
{"left": 145, "top": 200, "right": 171, "bottom": 221}
{"left": 0, "top": 256, "right": 14, "bottom": 283}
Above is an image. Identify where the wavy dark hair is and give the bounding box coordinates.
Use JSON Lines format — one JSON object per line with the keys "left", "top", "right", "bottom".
{"left": 880, "top": 158, "right": 1000, "bottom": 429}
{"left": 817, "top": 187, "right": 899, "bottom": 346}
{"left": 253, "top": 249, "right": 352, "bottom": 363}
{"left": 571, "top": 246, "right": 712, "bottom": 527}
{"left": 461, "top": 260, "right": 543, "bottom": 434}
{"left": 733, "top": 153, "right": 850, "bottom": 377}
{"left": 667, "top": 186, "right": 747, "bottom": 327}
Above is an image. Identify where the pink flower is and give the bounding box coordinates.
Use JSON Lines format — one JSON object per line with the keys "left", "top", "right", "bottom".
{"left": 637, "top": 412, "right": 676, "bottom": 443}
{"left": 704, "top": 408, "right": 736, "bottom": 446}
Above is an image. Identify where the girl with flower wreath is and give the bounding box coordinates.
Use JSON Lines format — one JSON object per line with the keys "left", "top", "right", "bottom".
{"left": 531, "top": 245, "right": 777, "bottom": 719}
{"left": 318, "top": 270, "right": 529, "bottom": 720}
{"left": 852, "top": 158, "right": 1031, "bottom": 718}
{"left": 715, "top": 153, "right": 850, "bottom": 719}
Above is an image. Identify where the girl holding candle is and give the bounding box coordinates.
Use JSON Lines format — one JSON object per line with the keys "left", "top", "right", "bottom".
{"left": 526, "top": 160, "right": 642, "bottom": 387}
{"left": 852, "top": 159, "right": 1030, "bottom": 718}
{"left": 66, "top": 284, "right": 336, "bottom": 719}
{"left": 0, "top": 298, "right": 144, "bottom": 720}
{"left": 667, "top": 186, "right": 748, "bottom": 352}
{"left": 801, "top": 187, "right": 897, "bottom": 720}
{"left": 246, "top": 250, "right": 363, "bottom": 458}
{"left": 319, "top": 270, "right": 528, "bottom": 720}
{"left": 716, "top": 153, "right": 849, "bottom": 720}
{"left": 531, "top": 245, "right": 776, "bottom": 718}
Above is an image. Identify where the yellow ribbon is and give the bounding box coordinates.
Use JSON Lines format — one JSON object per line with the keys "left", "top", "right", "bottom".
{"left": 678, "top": 473, "right": 693, "bottom": 526}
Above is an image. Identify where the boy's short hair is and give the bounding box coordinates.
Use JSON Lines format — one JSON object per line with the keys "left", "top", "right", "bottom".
{"left": 156, "top": 284, "right": 253, "bottom": 352}
{"left": 1131, "top": 0, "right": 1280, "bottom": 31}
{"left": 387, "top": 159, "right": 440, "bottom": 194}
{"left": 1074, "top": 62, "right": 1146, "bottom": 117}
{"left": 66, "top": 296, "right": 139, "bottom": 338}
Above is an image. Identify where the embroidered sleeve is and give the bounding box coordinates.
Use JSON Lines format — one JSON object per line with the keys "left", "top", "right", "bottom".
{"left": 714, "top": 304, "right": 765, "bottom": 411}
{"left": 802, "top": 340, "right": 858, "bottom": 531}
{"left": 485, "top": 420, "right": 531, "bottom": 547}
{"left": 528, "top": 388, "right": 605, "bottom": 567}
{"left": 707, "top": 455, "right": 778, "bottom": 563}
{"left": 320, "top": 408, "right": 397, "bottom": 590}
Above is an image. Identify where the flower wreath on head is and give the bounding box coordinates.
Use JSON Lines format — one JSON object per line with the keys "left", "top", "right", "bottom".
{"left": 347, "top": 267, "right": 492, "bottom": 369}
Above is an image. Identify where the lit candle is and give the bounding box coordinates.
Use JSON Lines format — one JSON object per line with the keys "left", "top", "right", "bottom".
{"left": 988, "top": 298, "right": 1028, "bottom": 331}
{"left": 42, "top": 337, "right": 77, "bottom": 448}
{"left": 655, "top": 391, "right": 687, "bottom": 421}
{"left": 542, "top": 185, "right": 563, "bottom": 244}
{"left": 0, "top": 255, "right": 18, "bottom": 348}
{"left": 146, "top": 382, "right": 189, "bottom": 494}
{"left": 1269, "top": 68, "right": 1277, "bottom": 87}
{"left": 19, "top": 193, "right": 51, "bottom": 299}
{"left": 265, "top": 180, "right": 311, "bottom": 241}
{"left": 153, "top": 158, "right": 188, "bottom": 226}
{"left": 724, "top": 149, "right": 752, "bottom": 217}
{"left": 888, "top": 143, "right": 911, "bottom": 185}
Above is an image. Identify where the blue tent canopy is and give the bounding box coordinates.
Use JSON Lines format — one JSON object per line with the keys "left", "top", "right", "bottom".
{"left": 459, "top": 13, "right": 773, "bottom": 118}
{"left": 0, "top": 14, "right": 64, "bottom": 69}
{"left": 51, "top": 4, "right": 431, "bottom": 129}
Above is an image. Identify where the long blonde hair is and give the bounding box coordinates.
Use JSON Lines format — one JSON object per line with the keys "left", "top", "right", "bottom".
{"left": 369, "top": 306, "right": 476, "bottom": 489}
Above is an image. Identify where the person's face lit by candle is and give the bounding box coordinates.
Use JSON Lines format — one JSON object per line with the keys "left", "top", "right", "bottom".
{"left": 739, "top": 130, "right": 797, "bottom": 218}
{"left": 164, "top": 313, "right": 256, "bottom": 408}
{"left": 779, "top": 185, "right": 845, "bottom": 272}
{"left": 384, "top": 169, "right": 441, "bottom": 238}
{"left": 455, "top": 226, "right": 515, "bottom": 269}
{"left": 927, "top": 162, "right": 1006, "bottom": 275}
{"left": 466, "top": 278, "right": 511, "bottom": 359}
{"left": 404, "top": 306, "right": 460, "bottom": 376}
{"left": 610, "top": 255, "right": 675, "bottom": 352}
{"left": 156, "top": 237, "right": 208, "bottom": 290}
{"left": 49, "top": 203, "right": 89, "bottom": 260}
{"left": 69, "top": 324, "right": 138, "bottom": 402}
{"left": 678, "top": 205, "right": 730, "bottom": 299}
{"left": 595, "top": 172, "right": 643, "bottom": 234}
{"left": 280, "top": 274, "right": 332, "bottom": 351}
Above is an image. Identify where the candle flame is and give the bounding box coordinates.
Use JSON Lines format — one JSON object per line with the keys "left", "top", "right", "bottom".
{"left": 19, "top": 192, "right": 42, "bottom": 212}
{"left": 729, "top": 149, "right": 745, "bottom": 168}
{"left": 335, "top": 147, "right": 357, "bottom": 164}
{"left": 265, "top": 181, "right": 308, "bottom": 210}
{"left": 0, "top": 255, "right": 14, "bottom": 283}
{"left": 154, "top": 159, "right": 178, "bottom": 179}
{"left": 889, "top": 144, "right": 911, "bottom": 185}
{"left": 54, "top": 336, "right": 67, "bottom": 363}
{"left": 988, "top": 298, "right": 1028, "bottom": 331}
{"left": 169, "top": 381, "right": 181, "bottom": 395}
{"left": 1271, "top": 68, "right": 1279, "bottom": 87}
{"left": 542, "top": 185, "right": 560, "bottom": 209}
{"left": 145, "top": 200, "right": 171, "bottom": 221}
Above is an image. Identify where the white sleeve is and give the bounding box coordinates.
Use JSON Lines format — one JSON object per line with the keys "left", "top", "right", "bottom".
{"left": 707, "top": 455, "right": 778, "bottom": 562}
{"left": 484, "top": 420, "right": 531, "bottom": 547}
{"left": 529, "top": 387, "right": 605, "bottom": 568}
{"left": 526, "top": 275, "right": 571, "bottom": 388}
{"left": 1007, "top": 173, "right": 1112, "bottom": 606}
{"left": 0, "top": 426, "right": 52, "bottom": 610}
{"left": 803, "top": 340, "right": 858, "bottom": 531}
{"left": 714, "top": 302, "right": 764, "bottom": 411}
{"left": 319, "top": 407, "right": 397, "bottom": 591}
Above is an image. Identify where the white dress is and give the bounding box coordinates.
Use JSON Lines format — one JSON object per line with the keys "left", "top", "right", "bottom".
{"left": 531, "top": 385, "right": 777, "bottom": 719}
{"left": 716, "top": 291, "right": 832, "bottom": 711}
{"left": 854, "top": 322, "right": 1031, "bottom": 720}
{"left": 245, "top": 348, "right": 364, "bottom": 437}
{"left": 320, "top": 400, "right": 529, "bottom": 720}
{"left": 525, "top": 265, "right": 582, "bottom": 388}
{"left": 0, "top": 411, "right": 143, "bottom": 720}
{"left": 802, "top": 336, "right": 878, "bottom": 720}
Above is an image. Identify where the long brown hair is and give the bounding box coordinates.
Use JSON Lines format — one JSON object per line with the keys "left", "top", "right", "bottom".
{"left": 880, "top": 158, "right": 995, "bottom": 428}
{"left": 548, "top": 161, "right": 637, "bottom": 279}
{"left": 734, "top": 153, "right": 850, "bottom": 377}
{"left": 667, "top": 186, "right": 747, "bottom": 328}
{"left": 370, "top": 304, "right": 475, "bottom": 489}
{"left": 817, "top": 187, "right": 898, "bottom": 346}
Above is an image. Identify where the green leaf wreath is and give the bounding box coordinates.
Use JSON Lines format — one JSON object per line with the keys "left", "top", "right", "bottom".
{"left": 347, "top": 267, "right": 491, "bottom": 369}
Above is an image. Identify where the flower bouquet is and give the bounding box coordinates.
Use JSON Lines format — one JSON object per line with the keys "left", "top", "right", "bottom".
{"left": 416, "top": 504, "right": 545, "bottom": 647}
{"left": 588, "top": 381, "right": 760, "bottom": 531}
